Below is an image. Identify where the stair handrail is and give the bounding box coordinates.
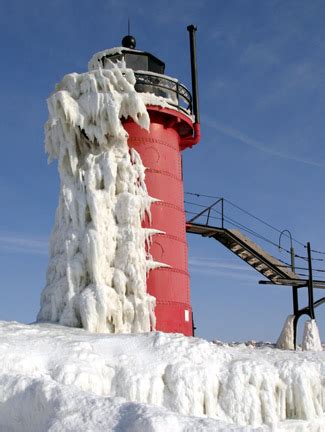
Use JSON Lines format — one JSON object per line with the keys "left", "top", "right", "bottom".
{"left": 187, "top": 198, "right": 224, "bottom": 227}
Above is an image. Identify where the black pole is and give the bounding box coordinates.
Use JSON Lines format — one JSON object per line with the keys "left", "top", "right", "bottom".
{"left": 290, "top": 246, "right": 299, "bottom": 349}
{"left": 192, "top": 311, "right": 196, "bottom": 336}
{"left": 290, "top": 247, "right": 298, "bottom": 311}
{"left": 307, "top": 242, "right": 315, "bottom": 319}
{"left": 221, "top": 198, "right": 224, "bottom": 229}
{"left": 278, "top": 229, "right": 299, "bottom": 348}
{"left": 187, "top": 25, "right": 200, "bottom": 124}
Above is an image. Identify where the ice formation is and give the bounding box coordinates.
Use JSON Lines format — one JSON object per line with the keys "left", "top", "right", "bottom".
{"left": 276, "top": 316, "right": 323, "bottom": 352}
{"left": 37, "top": 61, "right": 160, "bottom": 333}
{"left": 276, "top": 315, "right": 295, "bottom": 350}
{"left": 302, "top": 319, "right": 322, "bottom": 351}
{"left": 1, "top": 321, "right": 325, "bottom": 431}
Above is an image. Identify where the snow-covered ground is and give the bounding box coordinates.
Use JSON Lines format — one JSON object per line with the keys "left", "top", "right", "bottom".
{"left": 0, "top": 321, "right": 324, "bottom": 431}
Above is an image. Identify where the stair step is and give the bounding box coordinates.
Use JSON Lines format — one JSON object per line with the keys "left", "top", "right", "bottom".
{"left": 255, "top": 263, "right": 268, "bottom": 271}
{"left": 263, "top": 270, "right": 275, "bottom": 278}
{"left": 247, "top": 258, "right": 259, "bottom": 265}
{"left": 231, "top": 244, "right": 243, "bottom": 253}
{"left": 238, "top": 251, "right": 250, "bottom": 259}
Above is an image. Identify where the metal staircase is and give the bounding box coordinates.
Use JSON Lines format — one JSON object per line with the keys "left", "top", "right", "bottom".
{"left": 186, "top": 223, "right": 299, "bottom": 285}
{"left": 185, "top": 195, "right": 325, "bottom": 347}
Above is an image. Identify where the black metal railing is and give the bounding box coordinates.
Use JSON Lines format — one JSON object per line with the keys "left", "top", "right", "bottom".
{"left": 134, "top": 72, "right": 192, "bottom": 115}
{"left": 187, "top": 197, "right": 224, "bottom": 228}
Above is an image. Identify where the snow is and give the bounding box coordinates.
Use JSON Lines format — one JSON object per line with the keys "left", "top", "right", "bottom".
{"left": 37, "top": 62, "right": 163, "bottom": 333}
{"left": 1, "top": 321, "right": 325, "bottom": 431}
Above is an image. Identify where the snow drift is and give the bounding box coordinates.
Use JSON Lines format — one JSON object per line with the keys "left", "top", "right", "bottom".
{"left": 1, "top": 321, "right": 325, "bottom": 431}
{"left": 37, "top": 61, "right": 161, "bottom": 333}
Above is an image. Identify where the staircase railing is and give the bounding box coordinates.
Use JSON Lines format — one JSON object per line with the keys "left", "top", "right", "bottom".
{"left": 187, "top": 197, "right": 224, "bottom": 228}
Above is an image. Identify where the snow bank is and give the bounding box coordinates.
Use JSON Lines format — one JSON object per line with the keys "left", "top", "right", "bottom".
{"left": 1, "top": 321, "right": 325, "bottom": 431}
{"left": 38, "top": 62, "right": 162, "bottom": 333}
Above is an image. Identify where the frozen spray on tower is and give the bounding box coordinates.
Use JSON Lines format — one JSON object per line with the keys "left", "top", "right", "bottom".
{"left": 38, "top": 26, "right": 200, "bottom": 336}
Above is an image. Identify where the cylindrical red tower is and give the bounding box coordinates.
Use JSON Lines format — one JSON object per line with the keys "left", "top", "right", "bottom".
{"left": 125, "top": 107, "right": 198, "bottom": 336}
{"left": 92, "top": 28, "right": 200, "bottom": 335}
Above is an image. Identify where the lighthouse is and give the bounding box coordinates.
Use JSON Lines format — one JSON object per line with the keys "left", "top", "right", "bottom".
{"left": 38, "top": 26, "right": 200, "bottom": 336}
{"left": 90, "top": 27, "right": 200, "bottom": 336}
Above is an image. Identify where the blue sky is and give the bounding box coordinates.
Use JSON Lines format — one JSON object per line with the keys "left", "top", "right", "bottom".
{"left": 1, "top": 0, "right": 325, "bottom": 342}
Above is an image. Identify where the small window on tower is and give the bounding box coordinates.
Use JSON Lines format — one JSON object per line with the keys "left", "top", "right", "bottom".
{"left": 125, "top": 53, "right": 148, "bottom": 71}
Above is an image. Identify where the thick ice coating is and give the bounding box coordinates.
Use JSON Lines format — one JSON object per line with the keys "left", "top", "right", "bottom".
{"left": 276, "top": 315, "right": 295, "bottom": 350}
{"left": 276, "top": 315, "right": 323, "bottom": 352}
{"left": 37, "top": 63, "right": 160, "bottom": 333}
{"left": 1, "top": 322, "right": 325, "bottom": 431}
{"left": 302, "top": 319, "right": 322, "bottom": 351}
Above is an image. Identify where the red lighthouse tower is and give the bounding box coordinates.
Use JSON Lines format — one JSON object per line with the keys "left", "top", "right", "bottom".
{"left": 93, "top": 27, "right": 200, "bottom": 336}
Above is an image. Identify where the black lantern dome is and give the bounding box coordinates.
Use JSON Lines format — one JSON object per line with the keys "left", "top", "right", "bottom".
{"left": 94, "top": 35, "right": 165, "bottom": 75}
{"left": 88, "top": 32, "right": 195, "bottom": 119}
{"left": 122, "top": 35, "right": 136, "bottom": 49}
